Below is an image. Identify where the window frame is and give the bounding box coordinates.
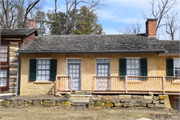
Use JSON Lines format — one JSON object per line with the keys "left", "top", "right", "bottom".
{"left": 0, "top": 67, "right": 9, "bottom": 90}
{"left": 173, "top": 58, "right": 180, "bottom": 78}
{"left": 96, "top": 59, "right": 110, "bottom": 76}
{"left": 0, "top": 41, "right": 10, "bottom": 65}
{"left": 36, "top": 59, "right": 51, "bottom": 81}
{"left": 125, "top": 57, "right": 141, "bottom": 76}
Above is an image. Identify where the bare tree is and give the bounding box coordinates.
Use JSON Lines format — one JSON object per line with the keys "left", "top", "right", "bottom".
{"left": 142, "top": 0, "right": 177, "bottom": 30}
{"left": 166, "top": 12, "right": 180, "bottom": 40}
{"left": 0, "top": 0, "right": 41, "bottom": 28}
{"left": 118, "top": 20, "right": 142, "bottom": 34}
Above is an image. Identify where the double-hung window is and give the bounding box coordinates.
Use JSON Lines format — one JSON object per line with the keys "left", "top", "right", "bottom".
{"left": 174, "top": 58, "right": 180, "bottom": 77}
{"left": 29, "top": 59, "right": 57, "bottom": 81}
{"left": 119, "top": 58, "right": 147, "bottom": 79}
{"left": 0, "top": 67, "right": 9, "bottom": 90}
{"left": 37, "top": 59, "right": 50, "bottom": 81}
{"left": 0, "top": 41, "right": 9, "bottom": 65}
{"left": 126, "top": 59, "right": 140, "bottom": 76}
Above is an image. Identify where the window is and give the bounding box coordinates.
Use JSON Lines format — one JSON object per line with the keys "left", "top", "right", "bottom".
{"left": 174, "top": 58, "right": 180, "bottom": 77}
{"left": 36, "top": 59, "right": 50, "bottom": 81}
{"left": 0, "top": 42, "right": 9, "bottom": 65}
{"left": 0, "top": 69, "right": 7, "bottom": 87}
{"left": 29, "top": 59, "right": 57, "bottom": 81}
{"left": 126, "top": 59, "right": 140, "bottom": 76}
{"left": 0, "top": 67, "right": 9, "bottom": 90}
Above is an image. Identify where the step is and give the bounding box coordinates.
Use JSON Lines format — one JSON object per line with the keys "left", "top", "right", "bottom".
{"left": 0, "top": 93, "right": 15, "bottom": 100}
{"left": 70, "top": 97, "right": 90, "bottom": 103}
{"left": 71, "top": 94, "right": 93, "bottom": 99}
{"left": 75, "top": 91, "right": 91, "bottom": 95}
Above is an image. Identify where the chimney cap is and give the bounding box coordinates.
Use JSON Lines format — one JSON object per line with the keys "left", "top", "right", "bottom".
{"left": 146, "top": 18, "right": 158, "bottom": 22}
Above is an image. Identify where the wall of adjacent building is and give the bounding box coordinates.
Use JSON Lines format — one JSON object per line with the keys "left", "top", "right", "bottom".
{"left": 1, "top": 41, "right": 19, "bottom": 94}
{"left": 19, "top": 53, "right": 179, "bottom": 96}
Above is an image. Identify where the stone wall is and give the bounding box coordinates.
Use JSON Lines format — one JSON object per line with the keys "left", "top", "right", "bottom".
{"left": 20, "top": 53, "right": 179, "bottom": 96}
{"left": 0, "top": 95, "right": 171, "bottom": 111}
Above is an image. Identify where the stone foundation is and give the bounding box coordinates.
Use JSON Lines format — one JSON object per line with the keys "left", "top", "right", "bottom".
{"left": 0, "top": 95, "right": 170, "bottom": 110}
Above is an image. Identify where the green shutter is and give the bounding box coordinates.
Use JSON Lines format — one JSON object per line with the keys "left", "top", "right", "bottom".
{"left": 119, "top": 59, "right": 126, "bottom": 76}
{"left": 166, "top": 59, "right": 174, "bottom": 76}
{"left": 29, "top": 59, "right": 36, "bottom": 81}
{"left": 140, "top": 59, "right": 147, "bottom": 81}
{"left": 50, "top": 59, "right": 57, "bottom": 81}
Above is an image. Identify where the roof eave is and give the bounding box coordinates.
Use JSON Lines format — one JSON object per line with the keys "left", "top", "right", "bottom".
{"left": 159, "top": 53, "right": 180, "bottom": 56}
{"left": 17, "top": 50, "right": 165, "bottom": 54}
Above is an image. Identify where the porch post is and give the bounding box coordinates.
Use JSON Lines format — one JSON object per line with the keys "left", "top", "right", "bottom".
{"left": 92, "top": 76, "right": 94, "bottom": 93}
{"left": 162, "top": 76, "right": 165, "bottom": 94}
{"left": 125, "top": 76, "right": 128, "bottom": 93}
{"left": 55, "top": 76, "right": 58, "bottom": 95}
{"left": 70, "top": 76, "right": 72, "bottom": 93}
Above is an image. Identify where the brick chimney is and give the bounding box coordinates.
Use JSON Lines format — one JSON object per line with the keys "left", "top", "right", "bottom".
{"left": 29, "top": 19, "right": 36, "bottom": 28}
{"left": 145, "top": 19, "right": 157, "bottom": 37}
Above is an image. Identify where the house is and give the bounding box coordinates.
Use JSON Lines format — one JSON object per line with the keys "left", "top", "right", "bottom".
{"left": 0, "top": 19, "right": 38, "bottom": 98}
{"left": 17, "top": 19, "right": 180, "bottom": 110}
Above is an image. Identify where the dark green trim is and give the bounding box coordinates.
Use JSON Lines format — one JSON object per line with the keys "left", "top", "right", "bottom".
{"left": 29, "top": 59, "right": 36, "bottom": 81}
{"left": 166, "top": 59, "right": 174, "bottom": 76}
{"left": 50, "top": 59, "right": 57, "bottom": 81}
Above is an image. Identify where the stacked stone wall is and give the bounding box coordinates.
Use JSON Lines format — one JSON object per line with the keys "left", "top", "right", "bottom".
{"left": 1, "top": 95, "right": 171, "bottom": 110}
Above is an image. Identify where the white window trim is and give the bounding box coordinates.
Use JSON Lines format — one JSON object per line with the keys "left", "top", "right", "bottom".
{"left": 125, "top": 57, "right": 141, "bottom": 59}
{"left": 36, "top": 59, "right": 51, "bottom": 81}
{"left": 173, "top": 58, "right": 180, "bottom": 78}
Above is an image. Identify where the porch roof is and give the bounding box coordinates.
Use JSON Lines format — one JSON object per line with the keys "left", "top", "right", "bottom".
{"left": 17, "top": 34, "right": 179, "bottom": 54}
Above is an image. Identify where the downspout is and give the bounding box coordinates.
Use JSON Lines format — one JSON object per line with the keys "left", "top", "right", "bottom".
{"left": 16, "top": 53, "right": 20, "bottom": 96}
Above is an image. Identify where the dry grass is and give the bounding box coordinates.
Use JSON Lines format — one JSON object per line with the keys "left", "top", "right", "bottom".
{"left": 0, "top": 107, "right": 179, "bottom": 120}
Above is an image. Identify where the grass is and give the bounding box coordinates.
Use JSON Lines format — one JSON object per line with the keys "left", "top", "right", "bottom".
{"left": 0, "top": 107, "right": 179, "bottom": 120}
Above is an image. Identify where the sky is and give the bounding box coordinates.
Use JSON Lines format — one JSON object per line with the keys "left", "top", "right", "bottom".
{"left": 40, "top": 0, "right": 180, "bottom": 40}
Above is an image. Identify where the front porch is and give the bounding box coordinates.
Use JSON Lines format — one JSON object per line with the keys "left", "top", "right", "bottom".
{"left": 55, "top": 76, "right": 180, "bottom": 95}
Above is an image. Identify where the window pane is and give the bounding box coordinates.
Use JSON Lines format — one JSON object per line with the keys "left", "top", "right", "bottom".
{"left": 46, "top": 71, "right": 50, "bottom": 75}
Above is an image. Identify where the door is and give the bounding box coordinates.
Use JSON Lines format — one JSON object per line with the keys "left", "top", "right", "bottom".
{"left": 68, "top": 63, "right": 81, "bottom": 90}
{"left": 96, "top": 63, "right": 110, "bottom": 90}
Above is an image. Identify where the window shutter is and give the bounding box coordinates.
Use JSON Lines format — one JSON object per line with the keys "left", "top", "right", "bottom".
{"left": 119, "top": 59, "right": 126, "bottom": 76}
{"left": 29, "top": 59, "right": 36, "bottom": 81}
{"left": 166, "top": 59, "right": 174, "bottom": 76}
{"left": 140, "top": 59, "right": 147, "bottom": 81}
{"left": 140, "top": 59, "right": 147, "bottom": 76}
{"left": 50, "top": 59, "right": 57, "bottom": 81}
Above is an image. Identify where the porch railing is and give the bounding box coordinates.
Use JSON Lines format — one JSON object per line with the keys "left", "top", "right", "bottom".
{"left": 92, "top": 76, "right": 180, "bottom": 94}
{"left": 55, "top": 76, "right": 72, "bottom": 94}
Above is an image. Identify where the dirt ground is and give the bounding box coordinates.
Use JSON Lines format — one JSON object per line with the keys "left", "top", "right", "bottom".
{"left": 0, "top": 107, "right": 179, "bottom": 120}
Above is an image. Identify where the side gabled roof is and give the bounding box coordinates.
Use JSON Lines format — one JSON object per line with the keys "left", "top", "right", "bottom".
{"left": 0, "top": 28, "right": 38, "bottom": 37}
{"left": 18, "top": 34, "right": 166, "bottom": 54}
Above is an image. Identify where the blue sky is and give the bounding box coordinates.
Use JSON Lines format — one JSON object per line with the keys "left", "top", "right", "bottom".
{"left": 40, "top": 0, "right": 180, "bottom": 39}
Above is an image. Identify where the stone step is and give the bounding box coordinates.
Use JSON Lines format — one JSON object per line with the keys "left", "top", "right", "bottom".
{"left": 70, "top": 97, "right": 90, "bottom": 103}
{"left": 0, "top": 93, "right": 15, "bottom": 100}
{"left": 71, "top": 94, "right": 93, "bottom": 99}
{"left": 75, "top": 91, "right": 91, "bottom": 95}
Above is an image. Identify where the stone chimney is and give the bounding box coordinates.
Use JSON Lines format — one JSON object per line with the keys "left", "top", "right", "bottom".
{"left": 146, "top": 19, "right": 157, "bottom": 37}
{"left": 29, "top": 19, "right": 36, "bottom": 28}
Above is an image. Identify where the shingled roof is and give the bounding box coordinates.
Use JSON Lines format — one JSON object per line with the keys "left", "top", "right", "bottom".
{"left": 1, "top": 28, "right": 37, "bottom": 37}
{"left": 18, "top": 34, "right": 171, "bottom": 54}
{"left": 160, "top": 40, "right": 179, "bottom": 54}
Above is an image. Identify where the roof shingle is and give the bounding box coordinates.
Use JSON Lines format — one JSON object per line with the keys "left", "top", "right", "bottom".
{"left": 18, "top": 34, "right": 169, "bottom": 54}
